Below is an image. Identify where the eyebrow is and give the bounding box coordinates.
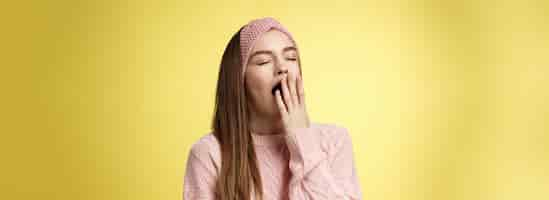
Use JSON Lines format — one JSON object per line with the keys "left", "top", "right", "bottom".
{"left": 248, "top": 46, "right": 297, "bottom": 59}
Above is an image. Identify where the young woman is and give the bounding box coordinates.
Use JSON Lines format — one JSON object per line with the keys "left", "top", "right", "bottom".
{"left": 183, "top": 17, "right": 362, "bottom": 200}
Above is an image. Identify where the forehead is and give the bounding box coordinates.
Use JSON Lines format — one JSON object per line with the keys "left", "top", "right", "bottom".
{"left": 249, "top": 29, "right": 295, "bottom": 53}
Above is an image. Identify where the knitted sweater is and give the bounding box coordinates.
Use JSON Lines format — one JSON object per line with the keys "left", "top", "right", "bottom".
{"left": 183, "top": 123, "right": 363, "bottom": 200}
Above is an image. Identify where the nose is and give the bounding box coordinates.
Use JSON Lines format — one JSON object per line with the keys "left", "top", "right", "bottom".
{"left": 275, "top": 62, "right": 288, "bottom": 76}
{"left": 277, "top": 68, "right": 288, "bottom": 75}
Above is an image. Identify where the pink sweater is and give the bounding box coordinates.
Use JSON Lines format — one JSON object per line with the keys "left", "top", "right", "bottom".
{"left": 183, "top": 123, "right": 363, "bottom": 200}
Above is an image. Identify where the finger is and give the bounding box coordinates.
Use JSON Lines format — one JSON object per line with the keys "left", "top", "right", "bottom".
{"left": 275, "top": 90, "right": 288, "bottom": 115}
{"left": 297, "top": 74, "right": 305, "bottom": 105}
{"left": 281, "top": 75, "right": 293, "bottom": 112}
{"left": 288, "top": 73, "right": 299, "bottom": 108}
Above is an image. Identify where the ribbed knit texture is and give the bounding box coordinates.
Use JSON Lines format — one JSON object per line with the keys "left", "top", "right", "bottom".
{"left": 183, "top": 123, "right": 363, "bottom": 200}
{"left": 239, "top": 17, "right": 296, "bottom": 75}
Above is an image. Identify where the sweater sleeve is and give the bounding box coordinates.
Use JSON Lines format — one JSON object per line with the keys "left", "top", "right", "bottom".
{"left": 183, "top": 139, "right": 218, "bottom": 200}
{"left": 284, "top": 126, "right": 363, "bottom": 200}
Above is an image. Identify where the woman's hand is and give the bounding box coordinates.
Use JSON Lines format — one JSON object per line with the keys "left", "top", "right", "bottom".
{"left": 275, "top": 73, "right": 310, "bottom": 134}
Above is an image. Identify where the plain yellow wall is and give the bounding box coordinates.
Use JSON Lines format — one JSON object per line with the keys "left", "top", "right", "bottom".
{"left": 1, "top": 0, "right": 548, "bottom": 199}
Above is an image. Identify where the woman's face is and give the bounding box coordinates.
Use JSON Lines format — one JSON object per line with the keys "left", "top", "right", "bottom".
{"left": 244, "top": 29, "right": 300, "bottom": 118}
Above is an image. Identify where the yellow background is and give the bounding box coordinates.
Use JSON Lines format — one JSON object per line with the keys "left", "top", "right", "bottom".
{"left": 1, "top": 0, "right": 548, "bottom": 199}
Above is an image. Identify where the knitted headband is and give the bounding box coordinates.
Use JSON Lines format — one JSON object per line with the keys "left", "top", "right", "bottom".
{"left": 239, "top": 17, "right": 296, "bottom": 74}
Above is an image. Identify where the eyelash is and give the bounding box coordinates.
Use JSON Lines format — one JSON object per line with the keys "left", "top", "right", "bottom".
{"left": 257, "top": 58, "right": 297, "bottom": 66}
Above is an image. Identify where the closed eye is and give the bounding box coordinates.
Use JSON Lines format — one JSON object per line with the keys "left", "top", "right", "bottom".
{"left": 258, "top": 61, "right": 270, "bottom": 66}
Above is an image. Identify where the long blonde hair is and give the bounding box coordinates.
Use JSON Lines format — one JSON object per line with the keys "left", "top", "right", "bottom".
{"left": 212, "top": 27, "right": 263, "bottom": 200}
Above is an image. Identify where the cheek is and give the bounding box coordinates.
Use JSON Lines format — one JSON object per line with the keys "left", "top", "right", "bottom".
{"left": 288, "top": 63, "right": 301, "bottom": 75}
{"left": 245, "top": 73, "right": 271, "bottom": 94}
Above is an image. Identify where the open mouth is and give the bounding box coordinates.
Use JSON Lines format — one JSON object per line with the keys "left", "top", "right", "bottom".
{"left": 271, "top": 82, "right": 282, "bottom": 97}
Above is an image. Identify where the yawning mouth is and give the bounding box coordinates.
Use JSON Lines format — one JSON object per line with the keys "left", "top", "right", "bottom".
{"left": 271, "top": 82, "right": 282, "bottom": 96}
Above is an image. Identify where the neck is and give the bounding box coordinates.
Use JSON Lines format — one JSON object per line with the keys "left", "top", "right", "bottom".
{"left": 248, "top": 110, "right": 284, "bottom": 135}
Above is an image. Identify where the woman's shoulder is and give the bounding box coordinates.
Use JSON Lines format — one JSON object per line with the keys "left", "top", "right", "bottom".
{"left": 311, "top": 122, "right": 348, "bottom": 132}
{"left": 310, "top": 122, "right": 354, "bottom": 149}
{"left": 187, "top": 132, "right": 221, "bottom": 169}
{"left": 311, "top": 122, "right": 351, "bottom": 139}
